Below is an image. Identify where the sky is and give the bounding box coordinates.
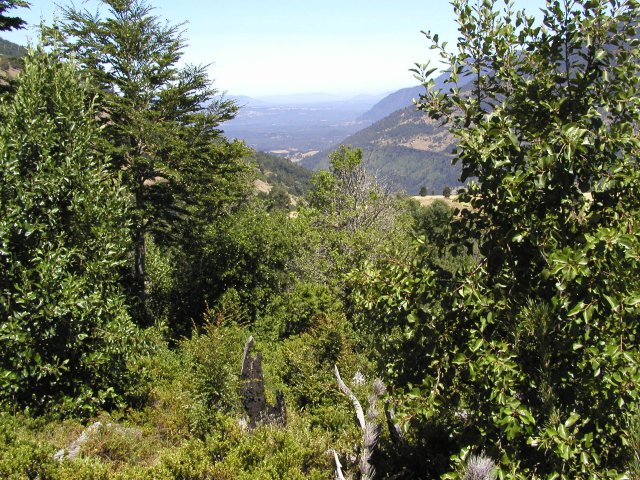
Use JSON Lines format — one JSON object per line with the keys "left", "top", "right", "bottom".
{"left": 3, "top": 0, "right": 547, "bottom": 98}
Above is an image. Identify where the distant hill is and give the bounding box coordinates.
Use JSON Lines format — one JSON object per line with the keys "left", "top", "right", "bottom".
{"left": 358, "top": 85, "right": 424, "bottom": 123}
{"left": 358, "top": 72, "right": 470, "bottom": 124}
{"left": 301, "top": 105, "right": 462, "bottom": 195}
{"left": 0, "top": 37, "right": 26, "bottom": 57}
{"left": 0, "top": 37, "right": 26, "bottom": 72}
{"left": 252, "top": 151, "right": 313, "bottom": 197}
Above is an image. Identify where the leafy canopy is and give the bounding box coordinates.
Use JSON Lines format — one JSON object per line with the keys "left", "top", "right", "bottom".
{"left": 0, "top": 48, "right": 141, "bottom": 414}
{"left": 48, "top": 0, "right": 251, "bottom": 324}
{"left": 355, "top": 0, "right": 640, "bottom": 477}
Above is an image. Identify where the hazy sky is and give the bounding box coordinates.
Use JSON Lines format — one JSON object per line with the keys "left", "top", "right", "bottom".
{"left": 4, "top": 0, "right": 546, "bottom": 97}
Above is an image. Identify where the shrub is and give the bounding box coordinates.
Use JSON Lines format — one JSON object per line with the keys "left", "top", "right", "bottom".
{"left": 0, "top": 48, "right": 143, "bottom": 415}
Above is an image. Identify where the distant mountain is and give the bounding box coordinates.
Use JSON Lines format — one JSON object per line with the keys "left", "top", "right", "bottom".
{"left": 358, "top": 85, "right": 424, "bottom": 123}
{"left": 301, "top": 105, "right": 462, "bottom": 195}
{"left": 358, "top": 72, "right": 469, "bottom": 124}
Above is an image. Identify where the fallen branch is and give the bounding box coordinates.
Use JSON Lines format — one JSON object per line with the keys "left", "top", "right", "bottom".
{"left": 333, "top": 450, "right": 346, "bottom": 480}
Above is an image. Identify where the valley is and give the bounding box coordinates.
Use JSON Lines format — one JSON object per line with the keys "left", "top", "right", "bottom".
{"left": 223, "top": 71, "right": 471, "bottom": 195}
{"left": 222, "top": 94, "right": 382, "bottom": 160}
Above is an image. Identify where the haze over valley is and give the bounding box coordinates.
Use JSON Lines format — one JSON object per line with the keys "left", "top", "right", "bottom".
{"left": 223, "top": 72, "right": 468, "bottom": 195}
{"left": 221, "top": 92, "right": 386, "bottom": 162}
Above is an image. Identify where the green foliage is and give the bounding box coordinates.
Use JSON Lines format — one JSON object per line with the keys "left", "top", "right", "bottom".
{"left": 252, "top": 151, "right": 313, "bottom": 197}
{"left": 309, "top": 145, "right": 398, "bottom": 242}
{"left": 200, "top": 205, "right": 306, "bottom": 322}
{"left": 354, "top": 0, "right": 640, "bottom": 477}
{"left": 48, "top": 0, "right": 252, "bottom": 323}
{"left": 629, "top": 412, "right": 640, "bottom": 479}
{"left": 0, "top": 315, "right": 364, "bottom": 479}
{"left": 0, "top": 1, "right": 29, "bottom": 32}
{"left": 411, "top": 199, "right": 454, "bottom": 246}
{"left": 178, "top": 321, "right": 247, "bottom": 436}
{"left": 255, "top": 281, "right": 343, "bottom": 341}
{"left": 266, "top": 311, "right": 368, "bottom": 435}
{"left": 206, "top": 421, "right": 334, "bottom": 479}
{"left": 258, "top": 183, "right": 292, "bottom": 211}
{"left": 0, "top": 49, "right": 143, "bottom": 414}
{"left": 308, "top": 145, "right": 387, "bottom": 234}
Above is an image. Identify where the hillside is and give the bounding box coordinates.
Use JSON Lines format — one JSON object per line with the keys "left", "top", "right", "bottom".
{"left": 357, "top": 85, "right": 423, "bottom": 123}
{"left": 252, "top": 151, "right": 313, "bottom": 197}
{"left": 0, "top": 37, "right": 26, "bottom": 74}
{"left": 302, "top": 104, "right": 462, "bottom": 195}
{"left": 0, "top": 37, "right": 26, "bottom": 57}
{"left": 357, "top": 71, "right": 468, "bottom": 124}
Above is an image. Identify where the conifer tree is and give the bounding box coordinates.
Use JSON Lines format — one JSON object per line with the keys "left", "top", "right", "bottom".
{"left": 0, "top": 0, "right": 29, "bottom": 32}
{"left": 49, "top": 0, "right": 250, "bottom": 322}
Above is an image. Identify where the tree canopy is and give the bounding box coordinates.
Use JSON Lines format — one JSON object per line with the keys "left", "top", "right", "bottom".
{"left": 355, "top": 0, "right": 640, "bottom": 476}
{"left": 0, "top": 0, "right": 29, "bottom": 32}
{"left": 48, "top": 0, "right": 251, "bottom": 323}
{"left": 0, "top": 49, "right": 141, "bottom": 413}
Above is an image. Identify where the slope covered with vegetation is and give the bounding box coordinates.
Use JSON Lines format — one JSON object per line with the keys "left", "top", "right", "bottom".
{"left": 303, "top": 105, "right": 461, "bottom": 194}
{"left": 2, "top": 1, "right": 640, "bottom": 479}
{"left": 0, "top": 36, "right": 25, "bottom": 72}
{"left": 252, "top": 150, "right": 313, "bottom": 197}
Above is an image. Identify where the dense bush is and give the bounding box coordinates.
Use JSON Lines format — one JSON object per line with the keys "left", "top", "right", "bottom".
{"left": 0, "top": 49, "right": 143, "bottom": 414}
{"left": 200, "top": 205, "right": 307, "bottom": 321}
{"left": 351, "top": 0, "right": 640, "bottom": 477}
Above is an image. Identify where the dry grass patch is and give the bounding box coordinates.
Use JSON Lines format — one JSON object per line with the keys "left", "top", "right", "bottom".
{"left": 412, "top": 195, "right": 467, "bottom": 210}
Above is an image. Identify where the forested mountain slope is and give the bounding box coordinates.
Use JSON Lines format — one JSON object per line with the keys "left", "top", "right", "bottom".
{"left": 302, "top": 104, "right": 461, "bottom": 194}
{"left": 252, "top": 151, "right": 312, "bottom": 196}
{"left": 0, "top": 36, "right": 25, "bottom": 72}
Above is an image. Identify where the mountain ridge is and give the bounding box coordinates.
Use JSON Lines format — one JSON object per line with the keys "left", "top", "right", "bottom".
{"left": 301, "top": 104, "right": 462, "bottom": 195}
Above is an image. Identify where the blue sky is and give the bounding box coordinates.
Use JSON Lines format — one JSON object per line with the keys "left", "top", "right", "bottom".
{"left": 4, "top": 0, "right": 546, "bottom": 97}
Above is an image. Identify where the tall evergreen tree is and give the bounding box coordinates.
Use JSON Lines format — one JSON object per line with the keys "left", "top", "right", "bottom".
{"left": 0, "top": 48, "right": 140, "bottom": 413}
{"left": 0, "top": 0, "right": 29, "bottom": 32}
{"left": 49, "top": 0, "right": 251, "bottom": 323}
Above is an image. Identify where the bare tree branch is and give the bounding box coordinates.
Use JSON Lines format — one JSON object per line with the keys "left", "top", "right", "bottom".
{"left": 334, "top": 364, "right": 366, "bottom": 430}
{"left": 333, "top": 450, "right": 347, "bottom": 480}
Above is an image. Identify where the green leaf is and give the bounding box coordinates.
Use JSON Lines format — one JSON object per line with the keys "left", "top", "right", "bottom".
{"left": 564, "top": 412, "right": 580, "bottom": 428}
{"left": 470, "top": 338, "right": 484, "bottom": 352}
{"left": 568, "top": 302, "right": 586, "bottom": 316}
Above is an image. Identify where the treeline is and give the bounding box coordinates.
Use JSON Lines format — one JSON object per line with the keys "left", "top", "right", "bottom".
{"left": 1, "top": 0, "right": 640, "bottom": 479}
{"left": 0, "top": 37, "right": 25, "bottom": 58}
